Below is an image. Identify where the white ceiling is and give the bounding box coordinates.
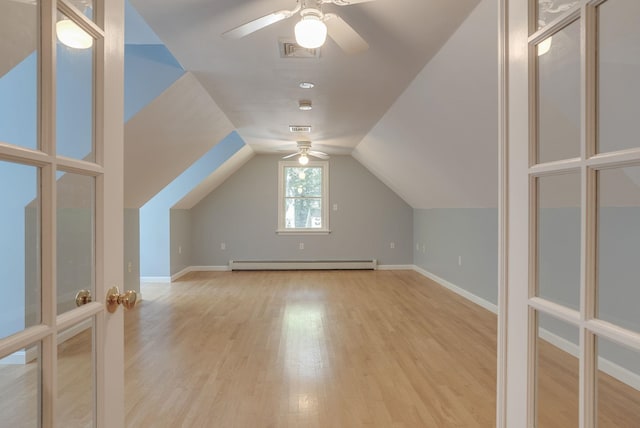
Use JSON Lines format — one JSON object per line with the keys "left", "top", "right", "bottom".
{"left": 129, "top": 0, "right": 481, "bottom": 155}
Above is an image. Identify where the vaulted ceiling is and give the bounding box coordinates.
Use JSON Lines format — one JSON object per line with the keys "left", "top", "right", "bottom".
{"left": 130, "top": 0, "right": 482, "bottom": 156}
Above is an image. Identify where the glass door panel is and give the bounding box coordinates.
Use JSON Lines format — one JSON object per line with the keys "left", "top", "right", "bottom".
{"left": 0, "top": 160, "right": 40, "bottom": 340}
{"left": 0, "top": 343, "right": 41, "bottom": 427}
{"left": 0, "top": 0, "right": 38, "bottom": 150}
{"left": 597, "top": 166, "right": 640, "bottom": 334}
{"left": 597, "top": 0, "right": 640, "bottom": 154}
{"left": 596, "top": 336, "right": 640, "bottom": 426}
{"left": 57, "top": 320, "right": 94, "bottom": 427}
{"left": 537, "top": 20, "right": 581, "bottom": 164}
{"left": 56, "top": 11, "right": 95, "bottom": 162}
{"left": 538, "top": 0, "right": 579, "bottom": 28}
{"left": 536, "top": 172, "right": 581, "bottom": 309}
{"left": 56, "top": 171, "right": 95, "bottom": 316}
{"left": 535, "top": 312, "right": 579, "bottom": 427}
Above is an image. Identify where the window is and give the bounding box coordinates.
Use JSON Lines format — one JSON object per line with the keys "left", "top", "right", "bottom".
{"left": 277, "top": 160, "right": 329, "bottom": 234}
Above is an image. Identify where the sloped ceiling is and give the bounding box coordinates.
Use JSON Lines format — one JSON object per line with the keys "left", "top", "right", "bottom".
{"left": 354, "top": 0, "right": 498, "bottom": 209}
{"left": 0, "top": 2, "right": 37, "bottom": 79}
{"left": 130, "top": 0, "right": 481, "bottom": 154}
{"left": 124, "top": 72, "right": 237, "bottom": 208}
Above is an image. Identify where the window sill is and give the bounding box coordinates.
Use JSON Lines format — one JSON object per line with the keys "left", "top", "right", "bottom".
{"left": 276, "top": 229, "right": 331, "bottom": 236}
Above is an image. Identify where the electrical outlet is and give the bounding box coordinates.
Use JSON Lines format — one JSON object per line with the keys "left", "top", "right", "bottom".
{"left": 416, "top": 243, "right": 420, "bottom": 251}
{"left": 458, "top": 256, "right": 462, "bottom": 266}
{"left": 221, "top": 242, "right": 226, "bottom": 250}
{"left": 390, "top": 242, "right": 395, "bottom": 249}
{"left": 178, "top": 245, "right": 182, "bottom": 254}
{"left": 422, "top": 244, "right": 426, "bottom": 254}
{"left": 127, "top": 262, "right": 132, "bottom": 273}
{"left": 299, "top": 242, "right": 304, "bottom": 250}
{"left": 333, "top": 203, "right": 338, "bottom": 211}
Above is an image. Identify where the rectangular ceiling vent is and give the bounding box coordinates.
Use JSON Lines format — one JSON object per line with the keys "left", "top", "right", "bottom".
{"left": 279, "top": 40, "right": 321, "bottom": 59}
{"left": 289, "top": 125, "right": 312, "bottom": 133}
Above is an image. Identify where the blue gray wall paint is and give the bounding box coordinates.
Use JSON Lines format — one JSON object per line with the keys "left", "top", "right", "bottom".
{"left": 186, "top": 155, "right": 413, "bottom": 269}
{"left": 413, "top": 208, "right": 498, "bottom": 305}
{"left": 140, "top": 132, "right": 246, "bottom": 276}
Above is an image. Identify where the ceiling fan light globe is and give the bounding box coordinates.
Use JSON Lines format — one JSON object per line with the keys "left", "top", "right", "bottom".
{"left": 298, "top": 154, "right": 310, "bottom": 165}
{"left": 56, "top": 19, "right": 93, "bottom": 49}
{"left": 295, "top": 16, "right": 327, "bottom": 49}
{"left": 537, "top": 36, "right": 552, "bottom": 56}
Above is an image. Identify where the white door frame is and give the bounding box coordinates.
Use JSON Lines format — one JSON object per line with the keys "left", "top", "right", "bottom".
{"left": 500, "top": 1, "right": 640, "bottom": 426}
{"left": 0, "top": 0, "right": 124, "bottom": 426}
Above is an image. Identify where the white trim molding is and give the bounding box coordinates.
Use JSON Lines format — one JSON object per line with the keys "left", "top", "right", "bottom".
{"left": 140, "top": 276, "right": 171, "bottom": 283}
{"left": 171, "top": 265, "right": 230, "bottom": 281}
{"left": 377, "top": 265, "right": 414, "bottom": 271}
{"left": 412, "top": 265, "right": 498, "bottom": 314}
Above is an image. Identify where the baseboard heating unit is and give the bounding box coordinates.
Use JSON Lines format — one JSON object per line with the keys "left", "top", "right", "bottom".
{"left": 229, "top": 259, "right": 377, "bottom": 271}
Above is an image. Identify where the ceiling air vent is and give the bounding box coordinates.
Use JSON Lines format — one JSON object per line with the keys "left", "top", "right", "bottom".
{"left": 279, "top": 40, "right": 321, "bottom": 59}
{"left": 290, "top": 125, "right": 312, "bottom": 133}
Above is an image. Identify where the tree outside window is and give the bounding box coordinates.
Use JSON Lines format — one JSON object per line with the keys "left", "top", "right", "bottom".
{"left": 278, "top": 161, "right": 329, "bottom": 233}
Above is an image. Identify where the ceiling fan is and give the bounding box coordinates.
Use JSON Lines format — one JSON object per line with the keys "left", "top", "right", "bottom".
{"left": 282, "top": 141, "right": 329, "bottom": 165}
{"left": 222, "top": 0, "right": 373, "bottom": 54}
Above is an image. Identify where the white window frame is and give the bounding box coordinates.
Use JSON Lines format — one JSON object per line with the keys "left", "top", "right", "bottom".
{"left": 277, "top": 160, "right": 330, "bottom": 235}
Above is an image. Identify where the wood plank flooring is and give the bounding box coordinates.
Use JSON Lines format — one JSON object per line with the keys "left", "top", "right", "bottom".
{"left": 124, "top": 270, "right": 498, "bottom": 427}
{"left": 2, "top": 270, "right": 640, "bottom": 427}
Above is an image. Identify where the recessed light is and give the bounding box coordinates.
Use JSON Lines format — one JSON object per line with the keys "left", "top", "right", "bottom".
{"left": 299, "top": 81, "right": 315, "bottom": 89}
{"left": 299, "top": 100, "right": 312, "bottom": 111}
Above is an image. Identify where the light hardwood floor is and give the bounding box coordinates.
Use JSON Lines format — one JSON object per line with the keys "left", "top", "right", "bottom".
{"left": 125, "top": 271, "right": 498, "bottom": 427}
{"left": 2, "top": 270, "right": 640, "bottom": 427}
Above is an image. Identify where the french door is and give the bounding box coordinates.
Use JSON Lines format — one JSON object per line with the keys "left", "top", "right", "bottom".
{"left": 0, "top": 0, "right": 124, "bottom": 426}
{"left": 504, "top": 0, "right": 640, "bottom": 426}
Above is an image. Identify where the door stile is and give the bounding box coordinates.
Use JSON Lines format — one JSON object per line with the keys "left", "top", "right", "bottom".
{"left": 40, "top": 0, "right": 57, "bottom": 425}
{"left": 98, "top": 0, "right": 125, "bottom": 426}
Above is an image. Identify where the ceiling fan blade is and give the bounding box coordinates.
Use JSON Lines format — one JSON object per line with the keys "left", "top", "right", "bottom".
{"left": 309, "top": 151, "right": 330, "bottom": 159}
{"left": 222, "top": 10, "right": 292, "bottom": 39}
{"left": 282, "top": 153, "right": 299, "bottom": 159}
{"left": 325, "top": 14, "right": 369, "bottom": 54}
{"left": 325, "top": 0, "right": 376, "bottom": 5}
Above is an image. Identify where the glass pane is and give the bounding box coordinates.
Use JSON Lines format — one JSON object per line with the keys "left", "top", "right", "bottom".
{"left": 537, "top": 173, "right": 581, "bottom": 309}
{"left": 58, "top": 320, "right": 94, "bottom": 428}
{"left": 597, "top": 166, "right": 640, "bottom": 333}
{"left": 596, "top": 336, "right": 640, "bottom": 427}
{"left": 536, "top": 312, "right": 579, "bottom": 427}
{"left": 285, "top": 167, "right": 322, "bottom": 197}
{"left": 0, "top": 0, "right": 38, "bottom": 150}
{"left": 537, "top": 20, "right": 581, "bottom": 163}
{"left": 57, "top": 171, "right": 95, "bottom": 315}
{"left": 538, "top": 0, "right": 578, "bottom": 28}
{"left": 69, "top": 0, "right": 94, "bottom": 21}
{"left": 0, "top": 161, "right": 40, "bottom": 340}
{"left": 56, "top": 12, "right": 94, "bottom": 161}
{"left": 284, "top": 198, "right": 322, "bottom": 229}
{"left": 597, "top": 0, "right": 640, "bottom": 154}
{"left": 0, "top": 343, "right": 41, "bottom": 427}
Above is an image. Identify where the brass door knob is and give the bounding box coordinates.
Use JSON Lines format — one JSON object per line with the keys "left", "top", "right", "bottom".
{"left": 106, "top": 286, "right": 138, "bottom": 313}
{"left": 75, "top": 290, "right": 92, "bottom": 307}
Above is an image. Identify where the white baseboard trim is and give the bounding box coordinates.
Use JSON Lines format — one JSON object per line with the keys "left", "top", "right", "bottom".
{"left": 140, "top": 276, "right": 171, "bottom": 283}
{"left": 539, "top": 328, "right": 640, "bottom": 392}
{"left": 229, "top": 259, "right": 377, "bottom": 271}
{"left": 412, "top": 265, "right": 498, "bottom": 314}
{"left": 378, "top": 264, "right": 415, "bottom": 271}
{"left": 171, "top": 265, "right": 230, "bottom": 281}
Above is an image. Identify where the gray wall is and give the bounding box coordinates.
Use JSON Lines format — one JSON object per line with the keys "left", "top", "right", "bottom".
{"left": 170, "top": 209, "right": 191, "bottom": 275}
{"left": 123, "top": 208, "right": 140, "bottom": 295}
{"left": 184, "top": 155, "right": 413, "bottom": 269}
{"left": 413, "top": 208, "right": 498, "bottom": 305}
